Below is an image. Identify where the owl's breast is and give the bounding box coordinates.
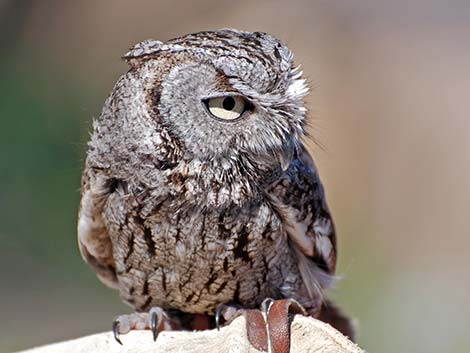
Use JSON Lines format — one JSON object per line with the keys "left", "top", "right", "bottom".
{"left": 106, "top": 191, "right": 304, "bottom": 314}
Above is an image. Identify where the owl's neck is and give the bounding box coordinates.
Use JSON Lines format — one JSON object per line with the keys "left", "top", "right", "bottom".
{"left": 167, "top": 152, "right": 283, "bottom": 208}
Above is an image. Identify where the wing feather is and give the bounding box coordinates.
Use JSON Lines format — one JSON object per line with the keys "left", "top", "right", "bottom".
{"left": 266, "top": 145, "right": 337, "bottom": 302}
{"left": 77, "top": 167, "right": 118, "bottom": 289}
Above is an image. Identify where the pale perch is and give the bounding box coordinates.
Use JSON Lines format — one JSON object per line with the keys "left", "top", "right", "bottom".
{"left": 18, "top": 315, "right": 364, "bottom": 353}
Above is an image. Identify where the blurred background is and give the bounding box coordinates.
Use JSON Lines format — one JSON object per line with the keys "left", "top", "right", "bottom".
{"left": 1, "top": 0, "right": 469, "bottom": 352}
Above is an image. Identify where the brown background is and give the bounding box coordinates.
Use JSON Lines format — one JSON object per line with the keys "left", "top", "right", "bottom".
{"left": 1, "top": 1, "right": 469, "bottom": 352}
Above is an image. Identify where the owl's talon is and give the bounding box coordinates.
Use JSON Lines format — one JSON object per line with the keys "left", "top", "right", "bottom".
{"left": 215, "top": 304, "right": 227, "bottom": 331}
{"left": 261, "top": 297, "right": 274, "bottom": 315}
{"left": 112, "top": 320, "right": 123, "bottom": 345}
{"left": 214, "top": 303, "right": 243, "bottom": 330}
{"left": 148, "top": 306, "right": 172, "bottom": 340}
{"left": 151, "top": 311, "right": 158, "bottom": 341}
{"left": 111, "top": 307, "right": 175, "bottom": 343}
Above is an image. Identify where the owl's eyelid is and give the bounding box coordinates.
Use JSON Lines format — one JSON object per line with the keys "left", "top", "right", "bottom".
{"left": 202, "top": 92, "right": 245, "bottom": 101}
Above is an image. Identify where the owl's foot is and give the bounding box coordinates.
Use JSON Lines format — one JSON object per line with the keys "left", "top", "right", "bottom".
{"left": 215, "top": 298, "right": 306, "bottom": 353}
{"left": 215, "top": 303, "right": 243, "bottom": 329}
{"left": 112, "top": 307, "right": 176, "bottom": 345}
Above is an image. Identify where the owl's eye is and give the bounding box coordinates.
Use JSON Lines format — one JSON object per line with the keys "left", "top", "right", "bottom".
{"left": 204, "top": 96, "right": 247, "bottom": 121}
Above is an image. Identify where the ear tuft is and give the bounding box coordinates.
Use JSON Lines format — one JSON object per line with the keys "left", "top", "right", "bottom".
{"left": 122, "top": 39, "right": 163, "bottom": 67}
{"left": 122, "top": 39, "right": 189, "bottom": 68}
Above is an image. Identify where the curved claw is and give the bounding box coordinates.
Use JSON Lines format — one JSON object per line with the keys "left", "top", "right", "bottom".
{"left": 261, "top": 297, "right": 274, "bottom": 316}
{"left": 151, "top": 311, "right": 158, "bottom": 341}
{"left": 112, "top": 320, "right": 123, "bottom": 345}
{"left": 215, "top": 304, "right": 226, "bottom": 331}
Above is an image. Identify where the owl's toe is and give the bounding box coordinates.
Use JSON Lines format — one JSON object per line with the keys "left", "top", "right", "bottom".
{"left": 112, "top": 312, "right": 148, "bottom": 345}
{"left": 215, "top": 303, "right": 243, "bottom": 330}
{"left": 111, "top": 307, "right": 174, "bottom": 345}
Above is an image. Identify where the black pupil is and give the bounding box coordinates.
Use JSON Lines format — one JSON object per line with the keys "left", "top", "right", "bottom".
{"left": 222, "top": 96, "right": 236, "bottom": 111}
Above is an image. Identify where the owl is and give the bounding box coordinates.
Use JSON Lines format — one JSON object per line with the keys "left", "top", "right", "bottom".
{"left": 77, "top": 28, "right": 354, "bottom": 346}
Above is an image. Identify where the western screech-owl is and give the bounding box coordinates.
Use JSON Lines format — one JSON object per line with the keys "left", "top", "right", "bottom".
{"left": 77, "top": 28, "right": 353, "bottom": 343}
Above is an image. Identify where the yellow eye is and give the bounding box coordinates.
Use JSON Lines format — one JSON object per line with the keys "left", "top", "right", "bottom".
{"left": 206, "top": 96, "right": 246, "bottom": 120}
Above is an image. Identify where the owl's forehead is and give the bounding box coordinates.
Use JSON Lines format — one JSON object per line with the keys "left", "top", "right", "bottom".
{"left": 124, "top": 29, "right": 294, "bottom": 93}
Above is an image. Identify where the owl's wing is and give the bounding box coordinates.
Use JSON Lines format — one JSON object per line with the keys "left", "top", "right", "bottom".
{"left": 266, "top": 145, "right": 337, "bottom": 302}
{"left": 77, "top": 167, "right": 118, "bottom": 289}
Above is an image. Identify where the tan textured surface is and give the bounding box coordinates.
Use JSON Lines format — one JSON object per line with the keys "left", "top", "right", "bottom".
{"left": 19, "top": 315, "right": 364, "bottom": 353}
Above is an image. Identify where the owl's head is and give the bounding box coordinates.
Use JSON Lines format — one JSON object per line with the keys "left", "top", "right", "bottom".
{"left": 91, "top": 29, "right": 308, "bottom": 179}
